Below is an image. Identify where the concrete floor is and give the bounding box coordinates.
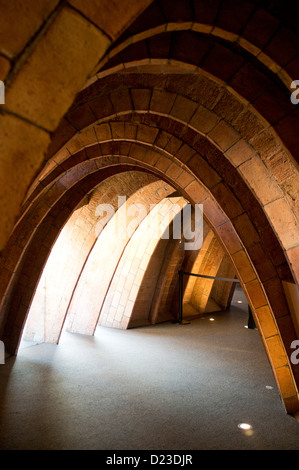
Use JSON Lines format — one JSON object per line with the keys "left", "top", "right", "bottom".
{"left": 1, "top": 287, "right": 299, "bottom": 450}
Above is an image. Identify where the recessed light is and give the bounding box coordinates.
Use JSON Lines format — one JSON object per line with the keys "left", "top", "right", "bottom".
{"left": 238, "top": 423, "right": 252, "bottom": 430}
{"left": 266, "top": 385, "right": 273, "bottom": 390}
{"left": 237, "top": 301, "right": 243, "bottom": 304}
{"left": 209, "top": 318, "right": 214, "bottom": 321}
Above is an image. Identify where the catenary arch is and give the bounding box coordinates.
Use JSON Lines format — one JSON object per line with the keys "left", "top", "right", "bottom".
{"left": 40, "top": 74, "right": 299, "bottom": 287}
{"left": 79, "top": 16, "right": 299, "bottom": 283}
{"left": 43, "top": 135, "right": 297, "bottom": 328}
{"left": 0, "top": 0, "right": 154, "bottom": 250}
{"left": 183, "top": 230, "right": 216, "bottom": 308}
{"left": 0, "top": 142, "right": 298, "bottom": 413}
{"left": 96, "top": 0, "right": 298, "bottom": 90}
{"left": 10, "top": 97, "right": 298, "bottom": 366}
{"left": 2, "top": 3, "right": 298, "bottom": 340}
{"left": 96, "top": 195, "right": 187, "bottom": 330}
{"left": 24, "top": 173, "right": 227, "bottom": 339}
{"left": 93, "top": 3, "right": 299, "bottom": 165}
{"left": 22, "top": 172, "right": 174, "bottom": 344}
{"left": 23, "top": 171, "right": 210, "bottom": 340}
{"left": 97, "top": 23, "right": 294, "bottom": 90}
{"left": 64, "top": 176, "right": 177, "bottom": 336}
{"left": 16, "top": 107, "right": 299, "bottom": 381}
{"left": 26, "top": 12, "right": 299, "bottom": 240}
{"left": 27, "top": 124, "right": 296, "bottom": 294}
{"left": 0, "top": 0, "right": 298, "bottom": 260}
{"left": 182, "top": 229, "right": 235, "bottom": 316}
{"left": 0, "top": 0, "right": 298, "bottom": 416}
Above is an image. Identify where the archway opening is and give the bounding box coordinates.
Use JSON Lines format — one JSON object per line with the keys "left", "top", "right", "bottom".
{"left": 19, "top": 167, "right": 251, "bottom": 351}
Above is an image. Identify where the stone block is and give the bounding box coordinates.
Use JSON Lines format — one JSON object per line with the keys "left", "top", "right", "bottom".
{"left": 5, "top": 6, "right": 110, "bottom": 131}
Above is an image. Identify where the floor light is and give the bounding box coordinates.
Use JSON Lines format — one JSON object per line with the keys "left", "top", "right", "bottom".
{"left": 238, "top": 423, "right": 252, "bottom": 430}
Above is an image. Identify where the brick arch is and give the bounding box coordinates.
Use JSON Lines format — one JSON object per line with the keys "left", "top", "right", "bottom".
{"left": 189, "top": 233, "right": 231, "bottom": 314}
{"left": 37, "top": 126, "right": 298, "bottom": 313}
{"left": 11, "top": 131, "right": 296, "bottom": 382}
{"left": 102, "top": 0, "right": 298, "bottom": 88}
{"left": 165, "top": 220, "right": 236, "bottom": 320}
{"left": 26, "top": 128, "right": 297, "bottom": 295}
{"left": 40, "top": 77, "right": 298, "bottom": 286}
{"left": 99, "top": 196, "right": 187, "bottom": 329}
{"left": 0, "top": 145, "right": 298, "bottom": 412}
{"left": 8, "top": 10, "right": 297, "bottom": 294}
{"left": 0, "top": 0, "right": 153, "bottom": 250}
{"left": 23, "top": 172, "right": 171, "bottom": 344}
{"left": 0, "top": 159, "right": 183, "bottom": 355}
{"left": 10, "top": 125, "right": 296, "bottom": 361}
{"left": 210, "top": 253, "right": 238, "bottom": 310}
{"left": 182, "top": 229, "right": 231, "bottom": 317}
{"left": 0, "top": 0, "right": 297, "bottom": 255}
{"left": 97, "top": 22, "right": 294, "bottom": 91}
{"left": 181, "top": 227, "right": 214, "bottom": 305}
{"left": 0, "top": 0, "right": 297, "bottom": 414}
{"left": 66, "top": 177, "right": 176, "bottom": 336}
{"left": 92, "top": 1, "right": 298, "bottom": 165}
{"left": 148, "top": 237, "right": 185, "bottom": 326}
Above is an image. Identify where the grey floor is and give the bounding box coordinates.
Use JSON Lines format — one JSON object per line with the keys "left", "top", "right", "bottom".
{"left": 1, "top": 287, "right": 299, "bottom": 450}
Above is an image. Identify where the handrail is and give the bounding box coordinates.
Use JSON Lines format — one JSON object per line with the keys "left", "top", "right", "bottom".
{"left": 179, "top": 270, "right": 240, "bottom": 283}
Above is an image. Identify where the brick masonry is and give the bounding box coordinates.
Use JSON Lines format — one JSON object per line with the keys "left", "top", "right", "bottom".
{"left": 0, "top": 0, "right": 298, "bottom": 414}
